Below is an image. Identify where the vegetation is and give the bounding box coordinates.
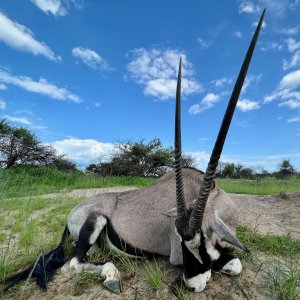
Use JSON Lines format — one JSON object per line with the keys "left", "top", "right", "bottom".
{"left": 144, "top": 260, "right": 169, "bottom": 290}
{"left": 237, "top": 226, "right": 300, "bottom": 258}
{"left": 0, "top": 166, "right": 155, "bottom": 199}
{"left": 0, "top": 119, "right": 76, "bottom": 172}
{"left": 86, "top": 138, "right": 173, "bottom": 177}
{"left": 86, "top": 138, "right": 197, "bottom": 177}
{"left": 270, "top": 260, "right": 300, "bottom": 300}
{"left": 217, "top": 159, "right": 299, "bottom": 180}
{"left": 217, "top": 177, "right": 300, "bottom": 195}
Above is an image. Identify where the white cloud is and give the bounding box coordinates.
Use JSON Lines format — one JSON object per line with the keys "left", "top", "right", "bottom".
{"left": 242, "top": 74, "right": 262, "bottom": 94}
{"left": 286, "top": 38, "right": 300, "bottom": 52}
{"left": 0, "top": 69, "right": 81, "bottom": 103}
{"left": 251, "top": 20, "right": 267, "bottom": 29}
{"left": 0, "top": 12, "right": 61, "bottom": 61}
{"left": 197, "top": 38, "right": 211, "bottom": 49}
{"left": 15, "top": 109, "right": 34, "bottom": 115}
{"left": 31, "top": 0, "right": 67, "bottom": 16}
{"left": 95, "top": 102, "right": 104, "bottom": 108}
{"left": 31, "top": 124, "right": 48, "bottom": 130}
{"left": 234, "top": 31, "right": 243, "bottom": 39}
{"left": 2, "top": 115, "right": 31, "bottom": 125}
{"left": 72, "top": 47, "right": 110, "bottom": 70}
{"left": 0, "top": 83, "right": 7, "bottom": 90}
{"left": 237, "top": 99, "right": 260, "bottom": 111}
{"left": 239, "top": 1, "right": 261, "bottom": 14}
{"left": 279, "top": 69, "right": 300, "bottom": 89}
{"left": 283, "top": 50, "right": 300, "bottom": 70}
{"left": 279, "top": 99, "right": 300, "bottom": 109}
{"left": 265, "top": 88, "right": 300, "bottom": 103}
{"left": 280, "top": 26, "right": 299, "bottom": 35}
{"left": 240, "top": 0, "right": 299, "bottom": 18}
{"left": 189, "top": 93, "right": 221, "bottom": 115}
{"left": 288, "top": 116, "right": 300, "bottom": 122}
{"left": 211, "top": 77, "right": 233, "bottom": 87}
{"left": 52, "top": 138, "right": 116, "bottom": 166}
{"left": 0, "top": 99, "right": 6, "bottom": 110}
{"left": 257, "top": 0, "right": 296, "bottom": 18}
{"left": 260, "top": 42, "right": 283, "bottom": 52}
{"left": 264, "top": 69, "right": 300, "bottom": 121}
{"left": 31, "top": 0, "right": 84, "bottom": 16}
{"left": 127, "top": 48, "right": 202, "bottom": 100}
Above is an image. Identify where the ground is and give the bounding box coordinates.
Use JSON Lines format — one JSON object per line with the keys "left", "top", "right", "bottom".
{"left": 2, "top": 189, "right": 300, "bottom": 299}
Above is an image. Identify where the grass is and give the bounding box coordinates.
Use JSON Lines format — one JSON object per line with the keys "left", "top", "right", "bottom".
{"left": 270, "top": 260, "right": 300, "bottom": 300}
{"left": 217, "top": 177, "right": 300, "bottom": 195}
{"left": 0, "top": 195, "right": 83, "bottom": 282}
{"left": 0, "top": 166, "right": 156, "bottom": 199}
{"left": 237, "top": 225, "right": 300, "bottom": 258}
{"left": 144, "top": 260, "right": 169, "bottom": 291}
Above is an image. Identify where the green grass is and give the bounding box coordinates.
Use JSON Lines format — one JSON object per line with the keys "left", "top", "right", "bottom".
{"left": 0, "top": 195, "right": 83, "bottom": 281}
{"left": 1, "top": 166, "right": 300, "bottom": 199}
{"left": 270, "top": 260, "right": 300, "bottom": 300}
{"left": 144, "top": 260, "right": 169, "bottom": 290}
{"left": 0, "top": 166, "right": 156, "bottom": 199}
{"left": 217, "top": 177, "right": 300, "bottom": 195}
{"left": 237, "top": 225, "right": 300, "bottom": 258}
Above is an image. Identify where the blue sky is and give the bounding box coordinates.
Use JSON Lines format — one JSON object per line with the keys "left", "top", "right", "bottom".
{"left": 0, "top": 0, "right": 300, "bottom": 171}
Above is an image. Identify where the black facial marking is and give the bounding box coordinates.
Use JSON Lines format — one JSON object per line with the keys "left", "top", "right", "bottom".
{"left": 106, "top": 219, "right": 165, "bottom": 259}
{"left": 181, "top": 231, "right": 212, "bottom": 279}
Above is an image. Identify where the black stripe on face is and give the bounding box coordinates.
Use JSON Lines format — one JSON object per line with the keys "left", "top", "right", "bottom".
{"left": 106, "top": 219, "right": 165, "bottom": 259}
{"left": 182, "top": 232, "right": 212, "bottom": 279}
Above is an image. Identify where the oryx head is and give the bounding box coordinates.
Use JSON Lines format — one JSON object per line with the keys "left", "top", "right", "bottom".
{"left": 173, "top": 10, "right": 265, "bottom": 291}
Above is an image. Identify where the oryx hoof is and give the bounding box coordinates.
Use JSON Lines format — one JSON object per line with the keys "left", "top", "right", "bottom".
{"left": 103, "top": 279, "right": 122, "bottom": 294}
{"left": 221, "top": 258, "right": 242, "bottom": 276}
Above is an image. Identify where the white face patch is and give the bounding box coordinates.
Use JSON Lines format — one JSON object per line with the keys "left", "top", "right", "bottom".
{"left": 184, "top": 232, "right": 203, "bottom": 264}
{"left": 221, "top": 258, "right": 242, "bottom": 276}
{"left": 89, "top": 215, "right": 107, "bottom": 245}
{"left": 204, "top": 234, "right": 221, "bottom": 261}
{"left": 183, "top": 270, "right": 211, "bottom": 292}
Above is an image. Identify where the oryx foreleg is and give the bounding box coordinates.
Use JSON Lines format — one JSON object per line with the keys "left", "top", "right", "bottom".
{"left": 64, "top": 214, "right": 122, "bottom": 293}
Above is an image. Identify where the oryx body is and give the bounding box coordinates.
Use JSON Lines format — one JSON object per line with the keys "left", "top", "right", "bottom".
{"left": 67, "top": 168, "right": 239, "bottom": 263}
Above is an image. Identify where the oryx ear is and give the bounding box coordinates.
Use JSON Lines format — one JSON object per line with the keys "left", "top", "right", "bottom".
{"left": 212, "top": 215, "right": 249, "bottom": 252}
{"left": 163, "top": 199, "right": 197, "bottom": 218}
{"left": 163, "top": 207, "right": 178, "bottom": 218}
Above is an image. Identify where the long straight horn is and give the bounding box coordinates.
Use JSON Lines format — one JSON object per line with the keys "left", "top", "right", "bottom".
{"left": 174, "top": 58, "right": 187, "bottom": 218}
{"left": 189, "top": 10, "right": 266, "bottom": 234}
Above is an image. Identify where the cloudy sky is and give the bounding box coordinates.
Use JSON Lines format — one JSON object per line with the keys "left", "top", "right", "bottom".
{"left": 0, "top": 0, "right": 300, "bottom": 170}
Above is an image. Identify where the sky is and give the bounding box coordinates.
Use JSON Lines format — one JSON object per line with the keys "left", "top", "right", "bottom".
{"left": 0, "top": 0, "right": 300, "bottom": 171}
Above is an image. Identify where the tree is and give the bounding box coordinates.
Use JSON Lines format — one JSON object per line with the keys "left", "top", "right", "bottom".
{"left": 222, "top": 163, "right": 236, "bottom": 178}
{"left": 51, "top": 155, "right": 77, "bottom": 172}
{"left": 86, "top": 138, "right": 174, "bottom": 177}
{"left": 182, "top": 153, "right": 198, "bottom": 168}
{"left": 276, "top": 159, "right": 296, "bottom": 178}
{"left": 0, "top": 120, "right": 76, "bottom": 171}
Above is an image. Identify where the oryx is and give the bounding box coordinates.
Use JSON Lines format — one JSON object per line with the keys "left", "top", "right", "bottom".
{"left": 2, "top": 10, "right": 265, "bottom": 294}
